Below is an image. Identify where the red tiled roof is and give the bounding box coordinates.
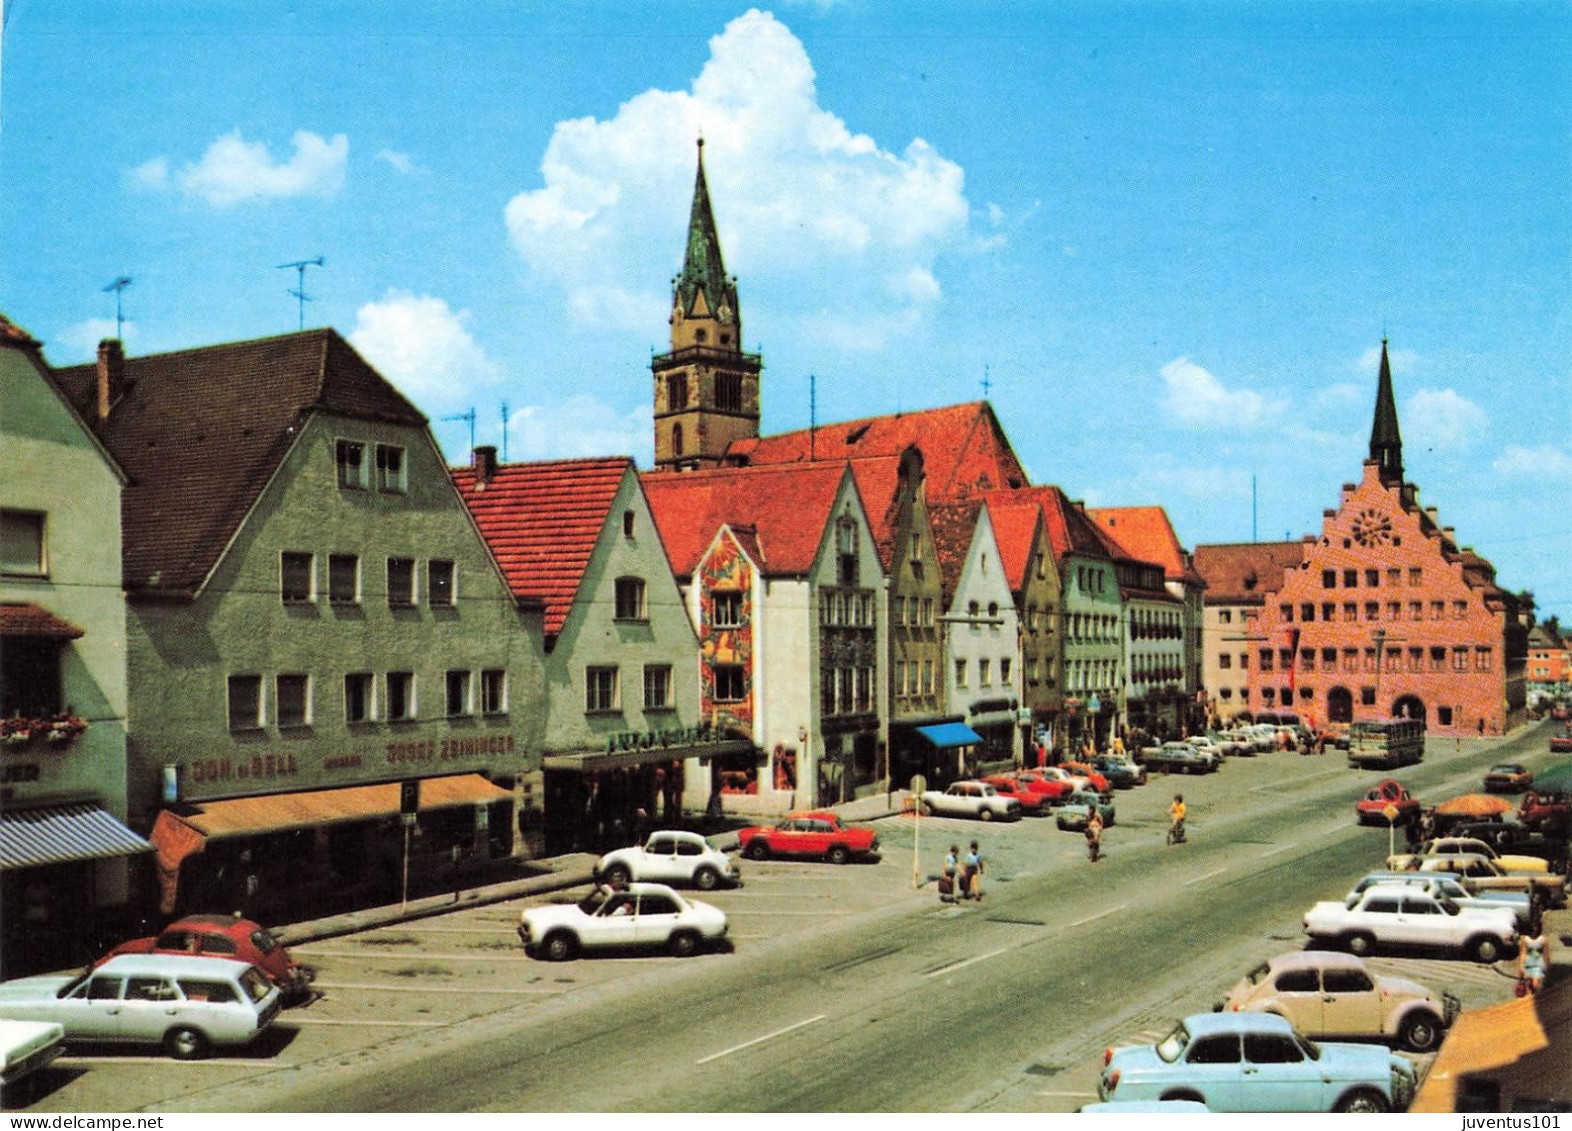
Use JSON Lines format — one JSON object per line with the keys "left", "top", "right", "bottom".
{"left": 1005, "top": 485, "right": 1111, "bottom": 566}
{"left": 984, "top": 496, "right": 1044, "bottom": 593}
{"left": 54, "top": 330, "right": 426, "bottom": 596}
{"left": 1087, "top": 506, "right": 1188, "bottom": 580}
{"left": 928, "top": 500, "right": 982, "bottom": 600}
{"left": 844, "top": 456, "right": 903, "bottom": 570}
{"left": 0, "top": 603, "right": 85, "bottom": 639}
{"left": 726, "top": 401, "right": 1028, "bottom": 502}
{"left": 1191, "top": 541, "right": 1307, "bottom": 605}
{"left": 641, "top": 462, "right": 853, "bottom": 577}
{"left": 450, "top": 457, "right": 634, "bottom": 638}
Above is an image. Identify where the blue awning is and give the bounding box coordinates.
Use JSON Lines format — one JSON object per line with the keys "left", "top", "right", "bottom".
{"left": 0, "top": 803, "right": 153, "bottom": 870}
{"left": 916, "top": 722, "right": 985, "bottom": 749}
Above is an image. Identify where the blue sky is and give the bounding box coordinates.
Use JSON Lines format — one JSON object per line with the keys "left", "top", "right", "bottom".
{"left": 4, "top": 1, "right": 1569, "bottom": 616}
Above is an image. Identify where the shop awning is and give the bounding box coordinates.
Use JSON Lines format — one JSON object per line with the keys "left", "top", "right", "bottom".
{"left": 0, "top": 603, "right": 84, "bottom": 639}
{"left": 916, "top": 722, "right": 985, "bottom": 749}
{"left": 0, "top": 802, "right": 152, "bottom": 870}
{"left": 174, "top": 773, "right": 512, "bottom": 840}
{"left": 544, "top": 739, "right": 755, "bottom": 775}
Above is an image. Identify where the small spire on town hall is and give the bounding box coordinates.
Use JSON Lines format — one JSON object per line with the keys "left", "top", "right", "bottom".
{"left": 1368, "top": 338, "right": 1404, "bottom": 487}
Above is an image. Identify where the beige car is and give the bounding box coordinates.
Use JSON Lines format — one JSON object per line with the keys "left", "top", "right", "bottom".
{"left": 1408, "top": 853, "right": 1567, "bottom": 907}
{"left": 1218, "top": 951, "right": 1458, "bottom": 1053}
{"left": 1386, "top": 836, "right": 1549, "bottom": 874}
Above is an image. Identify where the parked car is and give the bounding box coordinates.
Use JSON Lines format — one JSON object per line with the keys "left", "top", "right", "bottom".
{"left": 1090, "top": 755, "right": 1147, "bottom": 789}
{"left": 1216, "top": 950, "right": 1457, "bottom": 1052}
{"left": 1098, "top": 1011, "right": 1416, "bottom": 1112}
{"left": 1354, "top": 778, "right": 1420, "bottom": 826}
{"left": 595, "top": 830, "right": 740, "bottom": 890}
{"left": 1055, "top": 790, "right": 1116, "bottom": 831}
{"left": 1484, "top": 763, "right": 1533, "bottom": 793}
{"left": 1302, "top": 882, "right": 1519, "bottom": 962}
{"left": 0, "top": 954, "right": 281, "bottom": 1060}
{"left": 1141, "top": 742, "right": 1218, "bottom": 775}
{"left": 1520, "top": 791, "right": 1572, "bottom": 830}
{"left": 517, "top": 882, "right": 728, "bottom": 961}
{"left": 1401, "top": 854, "right": 1567, "bottom": 908}
{"left": 737, "top": 811, "right": 880, "bottom": 863}
{"left": 918, "top": 781, "right": 1021, "bottom": 821}
{"left": 1386, "top": 837, "right": 1550, "bottom": 875}
{"left": 1008, "top": 769, "right": 1076, "bottom": 802}
{"left": 98, "top": 913, "right": 314, "bottom": 1000}
{"left": 1347, "top": 871, "right": 1533, "bottom": 931}
{"left": 1549, "top": 729, "right": 1572, "bottom": 754}
{"left": 0, "top": 1019, "right": 64, "bottom": 1090}
{"left": 981, "top": 775, "right": 1052, "bottom": 816}
{"left": 1060, "top": 761, "right": 1111, "bottom": 793}
{"left": 1446, "top": 820, "right": 1567, "bottom": 870}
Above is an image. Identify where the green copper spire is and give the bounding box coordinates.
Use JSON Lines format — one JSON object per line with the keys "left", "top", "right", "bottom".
{"left": 1369, "top": 338, "right": 1404, "bottom": 485}
{"left": 675, "top": 138, "right": 737, "bottom": 321}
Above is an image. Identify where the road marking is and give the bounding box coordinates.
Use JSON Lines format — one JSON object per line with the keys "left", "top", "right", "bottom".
{"left": 1258, "top": 841, "right": 1297, "bottom": 857}
{"left": 923, "top": 946, "right": 1010, "bottom": 978}
{"left": 288, "top": 1017, "right": 446, "bottom": 1027}
{"left": 1184, "top": 867, "right": 1230, "bottom": 886}
{"left": 313, "top": 981, "right": 561, "bottom": 994}
{"left": 1036, "top": 1090, "right": 1099, "bottom": 1098}
{"left": 1066, "top": 904, "right": 1127, "bottom": 929}
{"left": 695, "top": 1014, "right": 826, "bottom": 1065}
{"left": 296, "top": 949, "right": 530, "bottom": 960}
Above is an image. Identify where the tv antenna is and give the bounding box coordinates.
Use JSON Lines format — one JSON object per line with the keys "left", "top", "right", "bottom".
{"left": 500, "top": 401, "right": 510, "bottom": 462}
{"left": 276, "top": 257, "right": 325, "bottom": 329}
{"left": 442, "top": 408, "right": 477, "bottom": 457}
{"left": 102, "top": 276, "right": 133, "bottom": 339}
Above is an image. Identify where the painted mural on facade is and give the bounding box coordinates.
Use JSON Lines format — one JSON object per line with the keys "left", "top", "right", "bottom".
{"left": 699, "top": 530, "right": 754, "bottom": 734}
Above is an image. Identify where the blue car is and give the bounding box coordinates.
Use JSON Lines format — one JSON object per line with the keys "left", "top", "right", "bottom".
{"left": 1099, "top": 1012, "right": 1415, "bottom": 1113}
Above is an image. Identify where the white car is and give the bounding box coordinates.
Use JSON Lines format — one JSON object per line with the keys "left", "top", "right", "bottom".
{"left": 517, "top": 882, "right": 728, "bottom": 961}
{"left": 0, "top": 1019, "right": 64, "bottom": 1089}
{"left": 1348, "top": 871, "right": 1533, "bottom": 930}
{"left": 919, "top": 781, "right": 1021, "bottom": 821}
{"left": 595, "top": 830, "right": 740, "bottom": 891}
{"left": 0, "top": 954, "right": 281, "bottom": 1059}
{"left": 1303, "top": 882, "right": 1518, "bottom": 963}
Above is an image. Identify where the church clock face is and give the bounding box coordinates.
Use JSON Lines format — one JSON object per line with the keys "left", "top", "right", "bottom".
{"left": 1350, "top": 507, "right": 1393, "bottom": 547}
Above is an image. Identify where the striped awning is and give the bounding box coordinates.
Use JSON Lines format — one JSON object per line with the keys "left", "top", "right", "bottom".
{"left": 0, "top": 802, "right": 153, "bottom": 870}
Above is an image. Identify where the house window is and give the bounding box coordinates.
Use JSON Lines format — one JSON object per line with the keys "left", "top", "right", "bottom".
{"left": 1321, "top": 569, "right": 1336, "bottom": 588}
{"left": 1219, "top": 653, "right": 1232, "bottom": 670}
{"left": 1365, "top": 569, "right": 1380, "bottom": 587}
{"left": 955, "top": 659, "right": 968, "bottom": 688}
{"left": 281, "top": 552, "right": 314, "bottom": 603}
{"left": 922, "top": 660, "right": 935, "bottom": 694}
{"left": 1219, "top": 609, "right": 1233, "bottom": 624}
{"left": 345, "top": 673, "right": 374, "bottom": 723}
{"left": 667, "top": 373, "right": 688, "bottom": 412}
{"left": 1343, "top": 603, "right": 1357, "bottom": 622}
{"left": 227, "top": 675, "right": 263, "bottom": 731}
{"left": 387, "top": 672, "right": 415, "bottom": 721}
{"left": 1343, "top": 569, "right": 1358, "bottom": 587}
{"left": 1476, "top": 647, "right": 1493, "bottom": 672}
{"left": 715, "top": 372, "right": 742, "bottom": 412}
{"left": 276, "top": 674, "right": 310, "bottom": 728}
{"left": 615, "top": 577, "right": 647, "bottom": 621}
{"left": 1259, "top": 649, "right": 1274, "bottom": 672}
{"left": 328, "top": 553, "right": 360, "bottom": 605}
{"left": 713, "top": 664, "right": 745, "bottom": 703}
{"left": 1365, "top": 602, "right": 1379, "bottom": 621}
{"left": 1453, "top": 600, "right": 1468, "bottom": 619}
{"left": 387, "top": 557, "right": 416, "bottom": 607}
{"left": 446, "top": 670, "right": 472, "bottom": 716}
{"left": 893, "top": 596, "right": 906, "bottom": 626}
{"left": 979, "top": 659, "right": 992, "bottom": 687}
{"left": 1453, "top": 647, "right": 1469, "bottom": 672}
{"left": 837, "top": 518, "right": 858, "bottom": 586}
{"left": 643, "top": 665, "right": 672, "bottom": 710}
{"left": 0, "top": 510, "right": 46, "bottom": 575}
{"left": 375, "top": 444, "right": 407, "bottom": 493}
{"left": 1321, "top": 603, "right": 1336, "bottom": 622}
{"left": 623, "top": 510, "right": 635, "bottom": 538}
{"left": 336, "top": 440, "right": 367, "bottom": 489}
{"left": 712, "top": 590, "right": 743, "bottom": 628}
{"left": 481, "top": 669, "right": 507, "bottom": 714}
{"left": 585, "top": 667, "right": 618, "bottom": 713}
{"left": 921, "top": 598, "right": 934, "bottom": 626}
{"left": 428, "top": 560, "right": 455, "bottom": 607}
{"left": 856, "top": 667, "right": 872, "bottom": 712}
{"left": 1409, "top": 568, "right": 1423, "bottom": 586}
{"left": 1000, "top": 658, "right": 1012, "bottom": 684}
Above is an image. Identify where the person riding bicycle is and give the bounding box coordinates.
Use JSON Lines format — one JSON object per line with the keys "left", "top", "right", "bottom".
{"left": 1169, "top": 794, "right": 1186, "bottom": 843}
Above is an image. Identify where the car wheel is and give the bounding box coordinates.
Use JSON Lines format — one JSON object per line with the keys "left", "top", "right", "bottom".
{"left": 1399, "top": 1010, "right": 1443, "bottom": 1053}
{"left": 542, "top": 930, "right": 577, "bottom": 962}
{"left": 1159, "top": 1090, "right": 1205, "bottom": 1105}
{"left": 693, "top": 866, "right": 720, "bottom": 891}
{"left": 165, "top": 1026, "right": 210, "bottom": 1060}
{"left": 827, "top": 845, "right": 851, "bottom": 866}
{"left": 743, "top": 840, "right": 769, "bottom": 861}
{"left": 979, "top": 808, "right": 994, "bottom": 822}
{"left": 669, "top": 931, "right": 699, "bottom": 958}
{"left": 1334, "top": 1087, "right": 1389, "bottom": 1113}
{"left": 603, "top": 863, "right": 632, "bottom": 887}
{"left": 1469, "top": 934, "right": 1505, "bottom": 964}
{"left": 1344, "top": 932, "right": 1376, "bottom": 958}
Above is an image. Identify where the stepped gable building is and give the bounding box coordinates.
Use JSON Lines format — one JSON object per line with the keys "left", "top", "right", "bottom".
{"left": 642, "top": 461, "right": 884, "bottom": 809}
{"left": 1190, "top": 540, "right": 1306, "bottom": 723}
{"left": 451, "top": 450, "right": 734, "bottom": 854}
{"left": 1526, "top": 623, "right": 1570, "bottom": 707}
{"left": 1237, "top": 342, "right": 1526, "bottom": 735}
{"left": 53, "top": 330, "right": 546, "bottom": 921}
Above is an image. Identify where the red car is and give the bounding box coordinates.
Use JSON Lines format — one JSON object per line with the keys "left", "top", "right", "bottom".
{"left": 1010, "top": 769, "right": 1076, "bottom": 802}
{"left": 1520, "top": 792, "right": 1571, "bottom": 830}
{"left": 1355, "top": 778, "right": 1420, "bottom": 826}
{"left": 98, "top": 914, "right": 314, "bottom": 999}
{"left": 982, "top": 775, "right": 1051, "bottom": 816}
{"left": 737, "top": 811, "right": 879, "bottom": 864}
{"left": 1060, "top": 762, "right": 1111, "bottom": 794}
{"left": 1549, "top": 728, "right": 1572, "bottom": 754}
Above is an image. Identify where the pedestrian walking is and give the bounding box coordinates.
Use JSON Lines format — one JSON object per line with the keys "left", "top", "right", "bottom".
{"left": 1519, "top": 907, "right": 1550, "bottom": 996}
{"left": 1085, "top": 807, "right": 1103, "bottom": 862}
{"left": 940, "top": 844, "right": 959, "bottom": 903}
{"left": 963, "top": 840, "right": 984, "bottom": 900}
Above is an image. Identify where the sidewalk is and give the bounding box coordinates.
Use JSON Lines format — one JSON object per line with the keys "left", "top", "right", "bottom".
{"left": 274, "top": 791, "right": 910, "bottom": 947}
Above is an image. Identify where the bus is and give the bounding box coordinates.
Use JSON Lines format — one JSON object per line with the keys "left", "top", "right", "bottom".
{"left": 1347, "top": 718, "right": 1426, "bottom": 770}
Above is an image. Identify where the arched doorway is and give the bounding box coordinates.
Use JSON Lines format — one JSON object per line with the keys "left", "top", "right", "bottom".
{"left": 1327, "top": 687, "right": 1353, "bottom": 724}
{"left": 1392, "top": 695, "right": 1426, "bottom": 724}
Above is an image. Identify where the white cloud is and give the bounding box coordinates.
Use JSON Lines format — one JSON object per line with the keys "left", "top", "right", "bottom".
{"left": 503, "top": 9, "right": 971, "bottom": 349}
{"left": 1159, "top": 357, "right": 1283, "bottom": 429}
{"left": 507, "top": 398, "right": 653, "bottom": 463}
{"left": 1405, "top": 387, "right": 1489, "bottom": 451}
{"left": 1494, "top": 444, "right": 1572, "bottom": 481}
{"left": 349, "top": 290, "right": 500, "bottom": 406}
{"left": 136, "top": 130, "right": 348, "bottom": 207}
{"left": 378, "top": 149, "right": 418, "bottom": 174}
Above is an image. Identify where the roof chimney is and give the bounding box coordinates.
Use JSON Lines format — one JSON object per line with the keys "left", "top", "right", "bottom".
{"left": 474, "top": 445, "right": 498, "bottom": 486}
{"left": 96, "top": 339, "right": 127, "bottom": 420}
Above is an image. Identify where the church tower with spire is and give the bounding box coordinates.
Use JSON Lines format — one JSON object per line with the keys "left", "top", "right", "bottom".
{"left": 1368, "top": 338, "right": 1404, "bottom": 487}
{"left": 652, "top": 139, "right": 762, "bottom": 471}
